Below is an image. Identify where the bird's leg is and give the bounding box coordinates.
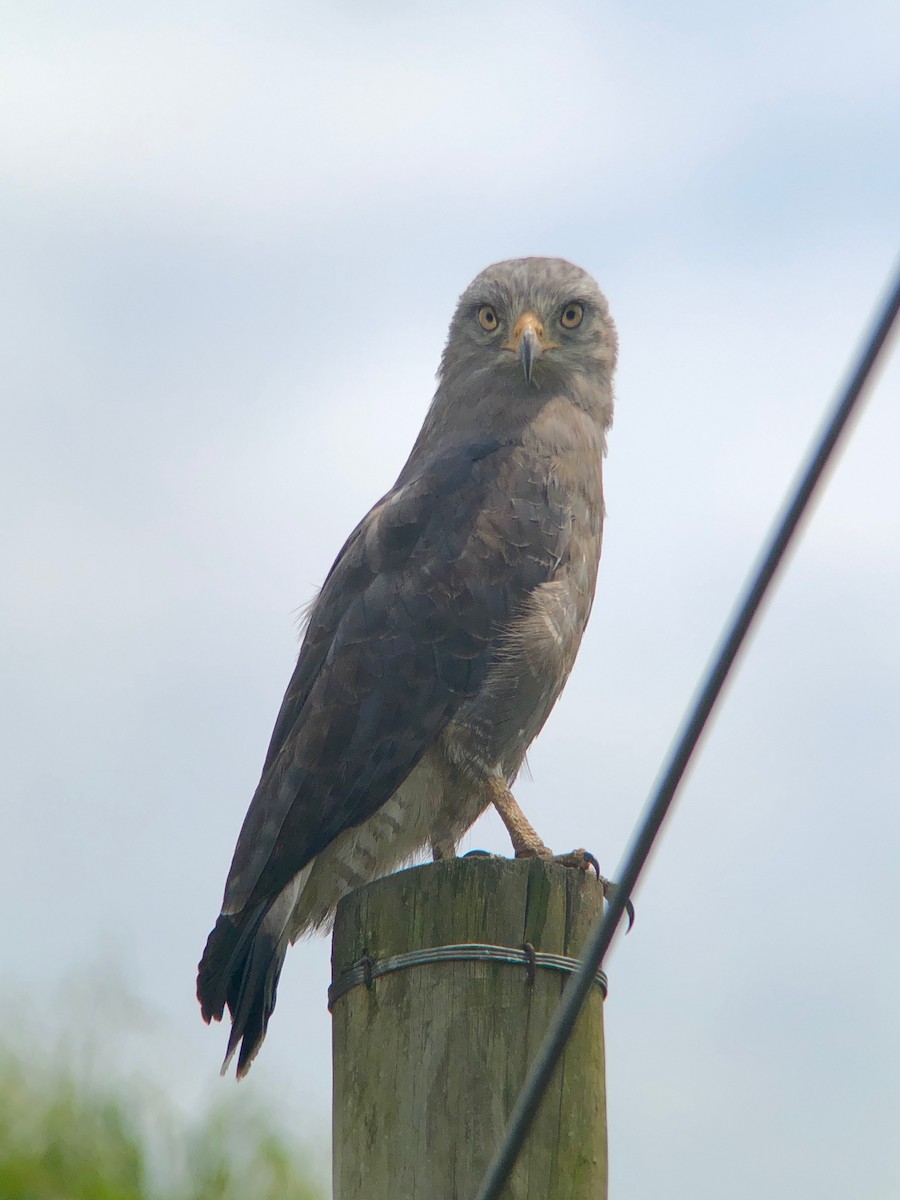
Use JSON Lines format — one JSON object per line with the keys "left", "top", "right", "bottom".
{"left": 485, "top": 777, "right": 553, "bottom": 858}
{"left": 486, "top": 777, "right": 604, "bottom": 876}
{"left": 430, "top": 839, "right": 457, "bottom": 862}
{"left": 483, "top": 778, "right": 633, "bottom": 924}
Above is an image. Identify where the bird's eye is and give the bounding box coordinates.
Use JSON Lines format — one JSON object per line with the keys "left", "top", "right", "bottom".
{"left": 560, "top": 302, "right": 584, "bottom": 329}
{"left": 478, "top": 305, "right": 499, "bottom": 331}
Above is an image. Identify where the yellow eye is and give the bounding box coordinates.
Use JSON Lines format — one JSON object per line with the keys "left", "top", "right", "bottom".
{"left": 478, "top": 305, "right": 499, "bottom": 331}
{"left": 560, "top": 302, "right": 584, "bottom": 329}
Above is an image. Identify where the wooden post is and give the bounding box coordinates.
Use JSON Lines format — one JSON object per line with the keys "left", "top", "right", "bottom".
{"left": 330, "top": 857, "right": 608, "bottom": 1198}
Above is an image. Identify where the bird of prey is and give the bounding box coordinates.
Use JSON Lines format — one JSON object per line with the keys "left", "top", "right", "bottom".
{"left": 198, "top": 257, "right": 618, "bottom": 1077}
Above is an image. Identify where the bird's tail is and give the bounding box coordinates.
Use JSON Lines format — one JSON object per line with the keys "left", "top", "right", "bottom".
{"left": 197, "top": 878, "right": 303, "bottom": 1078}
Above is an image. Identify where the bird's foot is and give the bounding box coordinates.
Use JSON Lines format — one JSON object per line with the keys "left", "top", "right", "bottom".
{"left": 516, "top": 845, "right": 635, "bottom": 932}
{"left": 549, "top": 847, "right": 601, "bottom": 874}
{"left": 513, "top": 843, "right": 595, "bottom": 871}
{"left": 464, "top": 843, "right": 635, "bottom": 932}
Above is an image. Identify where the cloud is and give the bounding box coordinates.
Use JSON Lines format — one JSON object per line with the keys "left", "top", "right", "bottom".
{"left": 3, "top": 3, "right": 895, "bottom": 241}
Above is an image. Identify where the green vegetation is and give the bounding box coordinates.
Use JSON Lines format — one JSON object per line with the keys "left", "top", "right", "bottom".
{"left": 0, "top": 1047, "right": 324, "bottom": 1200}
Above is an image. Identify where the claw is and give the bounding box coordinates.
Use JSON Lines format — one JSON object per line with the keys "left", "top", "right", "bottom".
{"left": 599, "top": 879, "right": 636, "bottom": 933}
{"left": 551, "top": 848, "right": 598, "bottom": 872}
{"left": 462, "top": 849, "right": 497, "bottom": 859}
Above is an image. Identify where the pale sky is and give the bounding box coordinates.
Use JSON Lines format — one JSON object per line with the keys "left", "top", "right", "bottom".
{"left": 2, "top": 2, "right": 899, "bottom": 1196}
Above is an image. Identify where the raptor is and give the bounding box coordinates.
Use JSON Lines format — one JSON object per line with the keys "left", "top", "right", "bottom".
{"left": 198, "top": 257, "right": 618, "bottom": 1076}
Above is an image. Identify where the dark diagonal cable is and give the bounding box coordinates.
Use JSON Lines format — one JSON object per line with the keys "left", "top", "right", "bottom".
{"left": 476, "top": 261, "right": 900, "bottom": 1200}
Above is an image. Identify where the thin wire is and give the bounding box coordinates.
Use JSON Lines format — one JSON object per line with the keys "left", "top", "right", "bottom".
{"left": 326, "top": 942, "right": 609, "bottom": 1009}
{"left": 475, "top": 261, "right": 900, "bottom": 1200}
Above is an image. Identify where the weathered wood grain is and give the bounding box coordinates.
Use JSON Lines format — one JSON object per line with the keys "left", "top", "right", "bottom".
{"left": 331, "top": 857, "right": 607, "bottom": 1199}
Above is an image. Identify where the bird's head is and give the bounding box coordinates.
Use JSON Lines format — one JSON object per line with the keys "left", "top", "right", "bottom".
{"left": 439, "top": 257, "right": 617, "bottom": 411}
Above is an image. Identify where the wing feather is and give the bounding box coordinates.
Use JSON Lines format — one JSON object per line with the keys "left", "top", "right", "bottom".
{"left": 220, "top": 439, "right": 572, "bottom": 914}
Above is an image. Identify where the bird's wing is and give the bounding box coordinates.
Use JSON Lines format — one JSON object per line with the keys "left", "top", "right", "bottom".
{"left": 220, "top": 439, "right": 573, "bottom": 916}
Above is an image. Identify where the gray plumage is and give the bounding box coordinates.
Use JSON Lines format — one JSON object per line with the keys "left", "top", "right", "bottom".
{"left": 198, "top": 257, "right": 617, "bottom": 1076}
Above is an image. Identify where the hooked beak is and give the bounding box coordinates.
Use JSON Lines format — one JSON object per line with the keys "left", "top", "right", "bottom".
{"left": 504, "top": 312, "right": 556, "bottom": 384}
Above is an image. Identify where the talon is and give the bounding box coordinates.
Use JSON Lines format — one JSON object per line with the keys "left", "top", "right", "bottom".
{"left": 462, "top": 849, "right": 496, "bottom": 859}
{"left": 583, "top": 851, "right": 601, "bottom": 878}
{"left": 551, "top": 848, "right": 598, "bottom": 872}
{"left": 600, "top": 879, "right": 636, "bottom": 933}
